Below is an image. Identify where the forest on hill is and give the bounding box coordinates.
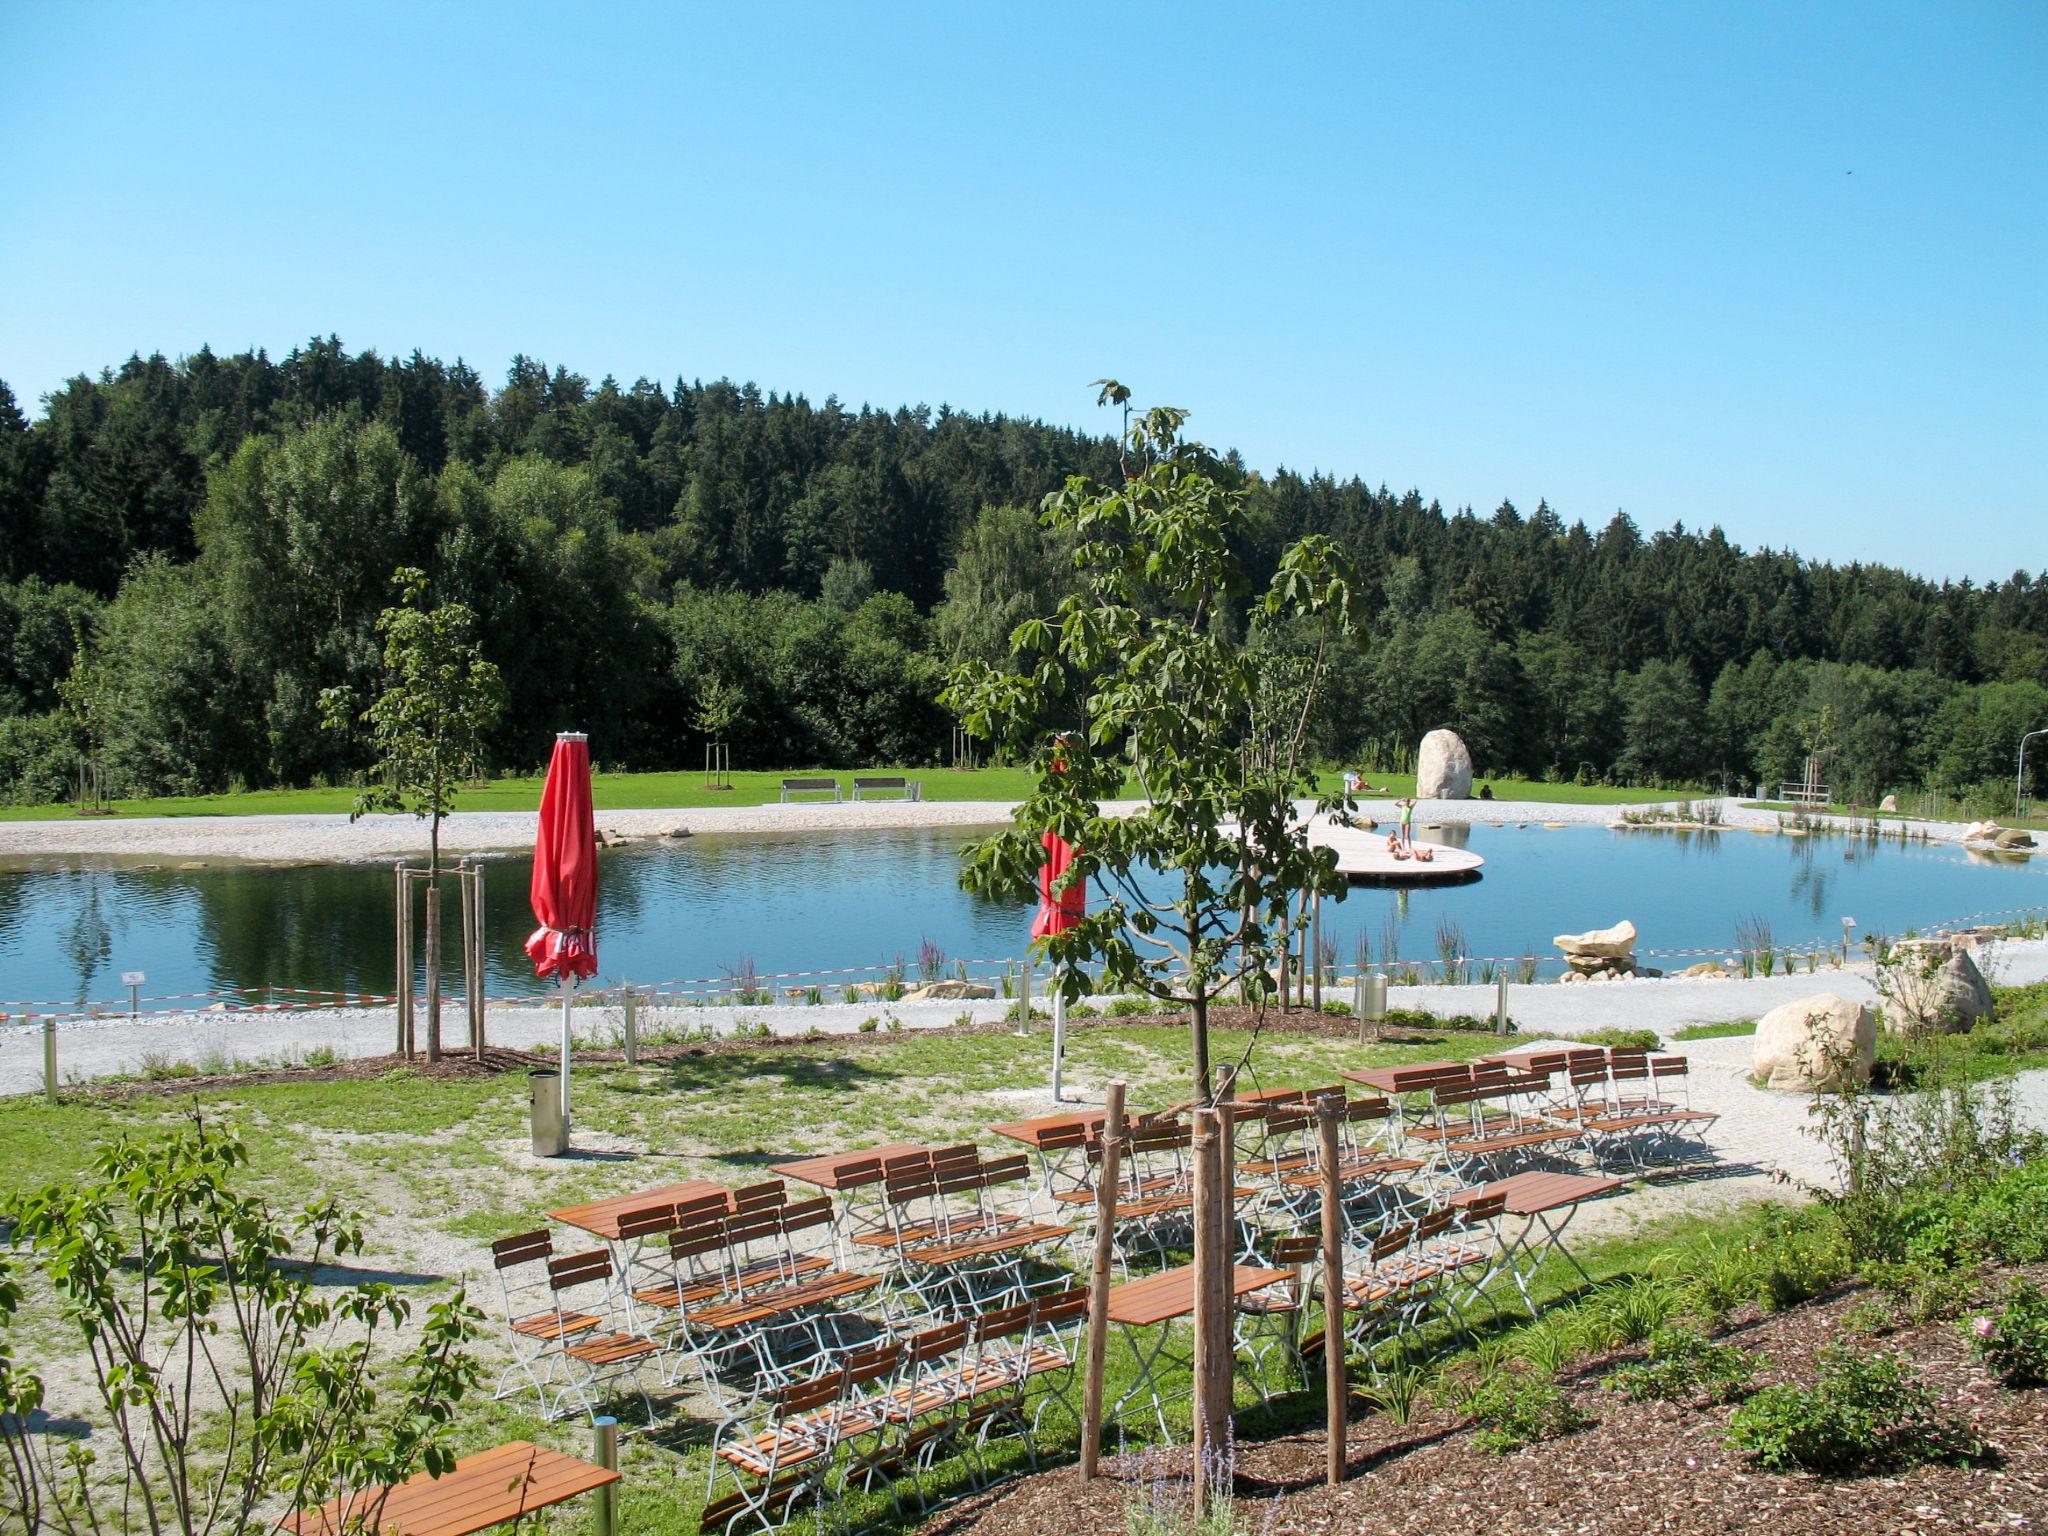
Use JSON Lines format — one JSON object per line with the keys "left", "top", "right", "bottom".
{"left": 0, "top": 338, "right": 2043, "bottom": 810}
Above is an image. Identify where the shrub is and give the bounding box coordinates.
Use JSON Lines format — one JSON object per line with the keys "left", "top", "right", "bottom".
{"left": 1725, "top": 1346, "right": 1982, "bottom": 1474}
{"left": 1106, "top": 996, "right": 1156, "bottom": 1018}
{"left": 1685, "top": 1205, "right": 1854, "bottom": 1320}
{"left": 1965, "top": 1278, "right": 2048, "bottom": 1387}
{"left": 1574, "top": 1276, "right": 1683, "bottom": 1348}
{"left": 1579, "top": 1027, "right": 1662, "bottom": 1052}
{"left": 1608, "top": 1327, "right": 1757, "bottom": 1404}
{"left": 1456, "top": 1365, "right": 1590, "bottom": 1455}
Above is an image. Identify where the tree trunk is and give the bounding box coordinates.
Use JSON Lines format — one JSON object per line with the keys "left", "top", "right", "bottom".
{"left": 424, "top": 821, "right": 442, "bottom": 1064}
{"left": 1190, "top": 990, "right": 1211, "bottom": 1106}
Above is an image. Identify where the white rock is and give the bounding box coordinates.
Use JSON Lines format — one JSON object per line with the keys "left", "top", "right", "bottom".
{"left": 1414, "top": 730, "right": 1474, "bottom": 799}
{"left": 1554, "top": 920, "right": 1638, "bottom": 961}
{"left": 1963, "top": 820, "right": 2003, "bottom": 844}
{"left": 1879, "top": 794, "right": 1899, "bottom": 813}
{"left": 1751, "top": 993, "right": 1875, "bottom": 1091}
{"left": 1884, "top": 949, "right": 1994, "bottom": 1035}
{"left": 900, "top": 980, "right": 997, "bottom": 1002}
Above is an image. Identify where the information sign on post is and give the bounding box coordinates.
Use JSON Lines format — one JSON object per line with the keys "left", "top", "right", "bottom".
{"left": 122, "top": 971, "right": 146, "bottom": 1017}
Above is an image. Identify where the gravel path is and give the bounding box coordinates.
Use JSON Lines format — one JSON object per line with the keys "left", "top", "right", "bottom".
{"left": 10, "top": 938, "right": 2044, "bottom": 1096}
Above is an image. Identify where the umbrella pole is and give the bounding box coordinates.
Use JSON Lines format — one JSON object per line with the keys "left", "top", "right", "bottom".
{"left": 559, "top": 974, "right": 573, "bottom": 1137}
{"left": 1051, "top": 961, "right": 1068, "bottom": 1102}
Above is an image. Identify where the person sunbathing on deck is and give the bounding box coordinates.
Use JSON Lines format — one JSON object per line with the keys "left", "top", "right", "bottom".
{"left": 1413, "top": 843, "right": 1435, "bottom": 863}
{"left": 1386, "top": 834, "right": 1409, "bottom": 861}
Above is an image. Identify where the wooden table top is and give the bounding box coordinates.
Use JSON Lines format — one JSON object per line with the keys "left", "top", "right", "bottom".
{"left": 772, "top": 1143, "right": 931, "bottom": 1189}
{"left": 987, "top": 1108, "right": 1110, "bottom": 1148}
{"left": 1341, "top": 1062, "right": 1464, "bottom": 1094}
{"left": 1449, "top": 1170, "right": 1623, "bottom": 1216}
{"left": 1482, "top": 1046, "right": 1605, "bottom": 1072}
{"left": 1105, "top": 1263, "right": 1292, "bottom": 1327}
{"left": 549, "top": 1180, "right": 730, "bottom": 1240}
{"left": 283, "top": 1441, "right": 618, "bottom": 1536}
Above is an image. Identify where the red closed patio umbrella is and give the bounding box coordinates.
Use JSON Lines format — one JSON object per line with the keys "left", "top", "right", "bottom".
{"left": 527, "top": 732, "right": 597, "bottom": 1138}
{"left": 1033, "top": 827, "right": 1086, "bottom": 1099}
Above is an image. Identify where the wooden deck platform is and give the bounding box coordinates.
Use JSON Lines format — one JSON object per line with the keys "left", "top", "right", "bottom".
{"left": 1307, "top": 816, "right": 1485, "bottom": 883}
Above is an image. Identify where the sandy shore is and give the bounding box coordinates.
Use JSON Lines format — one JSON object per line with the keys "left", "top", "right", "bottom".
{"left": 0, "top": 793, "right": 1991, "bottom": 864}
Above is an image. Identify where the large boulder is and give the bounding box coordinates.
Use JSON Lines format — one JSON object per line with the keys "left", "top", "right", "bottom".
{"left": 1884, "top": 949, "right": 1993, "bottom": 1035}
{"left": 900, "top": 980, "right": 997, "bottom": 1002}
{"left": 1554, "top": 920, "right": 1637, "bottom": 963}
{"left": 1963, "top": 821, "right": 2003, "bottom": 844}
{"left": 1879, "top": 793, "right": 1899, "bottom": 813}
{"left": 1995, "top": 828, "right": 2037, "bottom": 850}
{"left": 1414, "top": 730, "right": 1474, "bottom": 799}
{"left": 1751, "top": 993, "right": 1875, "bottom": 1091}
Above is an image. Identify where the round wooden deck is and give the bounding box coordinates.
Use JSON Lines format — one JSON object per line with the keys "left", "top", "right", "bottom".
{"left": 1308, "top": 817, "right": 1486, "bottom": 883}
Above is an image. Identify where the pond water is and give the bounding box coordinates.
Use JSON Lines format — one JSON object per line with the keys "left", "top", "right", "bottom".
{"left": 2, "top": 822, "right": 2043, "bottom": 1011}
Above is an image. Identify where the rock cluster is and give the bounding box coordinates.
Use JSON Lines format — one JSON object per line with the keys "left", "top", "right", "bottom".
{"left": 1553, "top": 919, "right": 1638, "bottom": 983}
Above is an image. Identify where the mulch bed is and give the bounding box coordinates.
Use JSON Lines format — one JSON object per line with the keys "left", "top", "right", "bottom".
{"left": 921, "top": 1278, "right": 2048, "bottom": 1536}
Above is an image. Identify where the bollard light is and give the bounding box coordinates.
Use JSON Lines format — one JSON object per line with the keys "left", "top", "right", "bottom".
{"left": 1357, "top": 971, "right": 1388, "bottom": 1042}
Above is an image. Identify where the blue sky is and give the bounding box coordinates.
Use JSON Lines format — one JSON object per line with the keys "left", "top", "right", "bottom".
{"left": 1, "top": 2, "right": 2041, "bottom": 581}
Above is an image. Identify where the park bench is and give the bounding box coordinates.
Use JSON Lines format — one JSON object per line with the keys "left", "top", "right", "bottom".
{"left": 778, "top": 776, "right": 841, "bottom": 803}
{"left": 850, "top": 775, "right": 921, "bottom": 802}
{"left": 282, "top": 1440, "right": 618, "bottom": 1536}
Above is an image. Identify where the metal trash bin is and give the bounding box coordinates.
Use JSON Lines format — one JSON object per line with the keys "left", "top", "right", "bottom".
{"left": 529, "top": 1070, "right": 568, "bottom": 1157}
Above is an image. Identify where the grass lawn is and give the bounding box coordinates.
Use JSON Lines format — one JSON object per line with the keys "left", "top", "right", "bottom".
{"left": 0, "top": 767, "right": 1686, "bottom": 822}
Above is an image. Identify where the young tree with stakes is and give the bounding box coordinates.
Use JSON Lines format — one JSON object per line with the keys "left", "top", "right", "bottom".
{"left": 0, "top": 1114, "right": 484, "bottom": 1536}
{"left": 322, "top": 569, "right": 504, "bottom": 1062}
{"left": 945, "top": 384, "right": 1357, "bottom": 1104}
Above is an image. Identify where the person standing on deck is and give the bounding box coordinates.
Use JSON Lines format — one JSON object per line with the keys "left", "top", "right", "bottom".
{"left": 1397, "top": 795, "right": 1416, "bottom": 849}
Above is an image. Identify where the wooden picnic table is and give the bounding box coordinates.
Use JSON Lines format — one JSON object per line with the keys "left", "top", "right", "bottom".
{"left": 282, "top": 1440, "right": 618, "bottom": 1536}
{"left": 1340, "top": 1061, "right": 1464, "bottom": 1094}
{"left": 986, "top": 1108, "right": 1111, "bottom": 1148}
{"left": 771, "top": 1143, "right": 932, "bottom": 1189}
{"left": 1449, "top": 1169, "right": 1622, "bottom": 1216}
{"left": 1449, "top": 1170, "right": 1622, "bottom": 1311}
{"left": 1105, "top": 1262, "right": 1292, "bottom": 1326}
{"left": 549, "top": 1180, "right": 731, "bottom": 1241}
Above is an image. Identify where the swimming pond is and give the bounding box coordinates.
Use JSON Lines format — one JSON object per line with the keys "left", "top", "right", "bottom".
{"left": 2, "top": 822, "right": 2041, "bottom": 1009}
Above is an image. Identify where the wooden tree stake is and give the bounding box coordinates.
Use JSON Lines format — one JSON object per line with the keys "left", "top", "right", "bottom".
{"left": 1318, "top": 1097, "right": 1346, "bottom": 1485}
{"left": 1190, "top": 1107, "right": 1232, "bottom": 1503}
{"left": 1079, "top": 1081, "right": 1125, "bottom": 1479}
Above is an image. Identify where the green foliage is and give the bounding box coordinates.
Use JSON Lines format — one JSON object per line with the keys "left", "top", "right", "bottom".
{"left": 1572, "top": 1276, "right": 1684, "bottom": 1348}
{"left": 1453, "top": 1363, "right": 1591, "bottom": 1455}
{"left": 1965, "top": 1278, "right": 2048, "bottom": 1388}
{"left": 0, "top": 1114, "right": 485, "bottom": 1535}
{"left": 8, "top": 343, "right": 2048, "bottom": 805}
{"left": 319, "top": 567, "right": 504, "bottom": 870}
{"left": 1725, "top": 1346, "right": 1982, "bottom": 1474}
{"left": 946, "top": 387, "right": 1357, "bottom": 1098}
{"left": 1607, "top": 1327, "right": 1758, "bottom": 1404}
{"left": 1682, "top": 1204, "right": 1854, "bottom": 1321}
{"left": 1673, "top": 1019, "right": 1757, "bottom": 1041}
{"left": 1578, "top": 1027, "right": 1662, "bottom": 1052}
